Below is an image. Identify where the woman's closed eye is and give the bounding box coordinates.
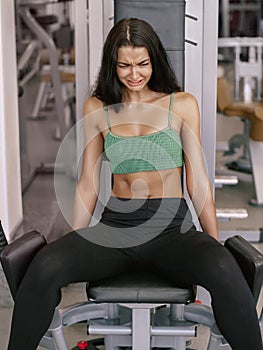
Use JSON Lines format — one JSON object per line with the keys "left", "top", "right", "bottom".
{"left": 117, "top": 63, "right": 131, "bottom": 68}
{"left": 138, "top": 62, "right": 150, "bottom": 67}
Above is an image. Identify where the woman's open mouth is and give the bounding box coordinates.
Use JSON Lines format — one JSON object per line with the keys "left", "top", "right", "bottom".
{"left": 127, "top": 80, "right": 144, "bottom": 87}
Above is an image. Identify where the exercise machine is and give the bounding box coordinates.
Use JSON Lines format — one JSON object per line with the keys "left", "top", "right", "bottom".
{"left": 216, "top": 45, "right": 263, "bottom": 207}
{"left": 219, "top": 0, "right": 262, "bottom": 37}
{"left": 17, "top": 0, "right": 75, "bottom": 140}
{"left": 1, "top": 226, "right": 262, "bottom": 350}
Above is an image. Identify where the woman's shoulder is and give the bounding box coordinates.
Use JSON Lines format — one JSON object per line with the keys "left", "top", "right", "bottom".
{"left": 173, "top": 91, "right": 199, "bottom": 118}
{"left": 173, "top": 91, "right": 198, "bottom": 105}
{"left": 82, "top": 96, "right": 108, "bottom": 133}
{"left": 83, "top": 96, "right": 105, "bottom": 117}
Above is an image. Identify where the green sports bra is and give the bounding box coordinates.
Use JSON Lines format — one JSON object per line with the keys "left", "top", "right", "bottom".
{"left": 104, "top": 93, "right": 184, "bottom": 174}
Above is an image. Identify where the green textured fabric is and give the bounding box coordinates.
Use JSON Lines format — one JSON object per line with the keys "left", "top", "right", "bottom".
{"left": 104, "top": 93, "right": 184, "bottom": 174}
{"left": 104, "top": 127, "right": 183, "bottom": 174}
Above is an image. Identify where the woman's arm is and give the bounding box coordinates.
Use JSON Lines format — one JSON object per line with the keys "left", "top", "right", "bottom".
{"left": 71, "top": 97, "right": 104, "bottom": 230}
{"left": 178, "top": 93, "right": 219, "bottom": 241}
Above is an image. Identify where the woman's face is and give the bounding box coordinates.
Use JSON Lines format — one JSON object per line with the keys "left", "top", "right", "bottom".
{"left": 116, "top": 46, "right": 152, "bottom": 92}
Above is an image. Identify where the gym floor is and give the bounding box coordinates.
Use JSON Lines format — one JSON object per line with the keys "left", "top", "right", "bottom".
{"left": 0, "top": 72, "right": 263, "bottom": 349}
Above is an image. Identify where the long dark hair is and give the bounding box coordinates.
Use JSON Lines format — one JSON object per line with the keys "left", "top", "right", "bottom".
{"left": 92, "top": 18, "right": 181, "bottom": 105}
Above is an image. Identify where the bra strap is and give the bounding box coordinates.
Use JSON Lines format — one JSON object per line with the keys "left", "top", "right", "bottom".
{"left": 168, "top": 92, "right": 174, "bottom": 127}
{"left": 104, "top": 105, "right": 111, "bottom": 129}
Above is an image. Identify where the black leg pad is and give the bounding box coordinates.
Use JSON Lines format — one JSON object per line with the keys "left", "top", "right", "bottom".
{"left": 0, "top": 231, "right": 47, "bottom": 300}
{"left": 225, "top": 235, "right": 263, "bottom": 302}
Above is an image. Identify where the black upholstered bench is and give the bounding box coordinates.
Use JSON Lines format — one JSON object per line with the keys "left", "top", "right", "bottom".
{"left": 86, "top": 270, "right": 197, "bottom": 350}
{"left": 87, "top": 270, "right": 196, "bottom": 304}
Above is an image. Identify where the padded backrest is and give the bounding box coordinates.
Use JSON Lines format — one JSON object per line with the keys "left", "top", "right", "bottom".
{"left": 217, "top": 77, "right": 233, "bottom": 112}
{"left": 114, "top": 0, "right": 185, "bottom": 88}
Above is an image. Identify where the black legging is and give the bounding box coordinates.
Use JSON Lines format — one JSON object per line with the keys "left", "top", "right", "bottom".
{"left": 7, "top": 198, "right": 262, "bottom": 350}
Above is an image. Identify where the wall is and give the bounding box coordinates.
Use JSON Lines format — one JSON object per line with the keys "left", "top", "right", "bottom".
{"left": 0, "top": 1, "right": 23, "bottom": 240}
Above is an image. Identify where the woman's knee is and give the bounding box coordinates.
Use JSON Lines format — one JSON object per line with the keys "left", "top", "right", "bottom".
{"left": 24, "top": 242, "right": 68, "bottom": 290}
{"left": 195, "top": 243, "right": 244, "bottom": 288}
{"left": 213, "top": 248, "right": 241, "bottom": 279}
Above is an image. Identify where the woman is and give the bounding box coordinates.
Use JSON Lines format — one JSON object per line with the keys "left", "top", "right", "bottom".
{"left": 8, "top": 18, "right": 262, "bottom": 350}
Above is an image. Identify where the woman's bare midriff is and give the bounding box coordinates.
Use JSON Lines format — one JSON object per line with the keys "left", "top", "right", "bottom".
{"left": 111, "top": 168, "right": 183, "bottom": 199}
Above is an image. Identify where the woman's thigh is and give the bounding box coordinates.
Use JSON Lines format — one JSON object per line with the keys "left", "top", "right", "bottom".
{"left": 141, "top": 229, "right": 245, "bottom": 289}
{"left": 22, "top": 229, "right": 135, "bottom": 291}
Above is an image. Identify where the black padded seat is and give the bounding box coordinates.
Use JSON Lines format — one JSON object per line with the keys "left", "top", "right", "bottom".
{"left": 87, "top": 270, "right": 196, "bottom": 304}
